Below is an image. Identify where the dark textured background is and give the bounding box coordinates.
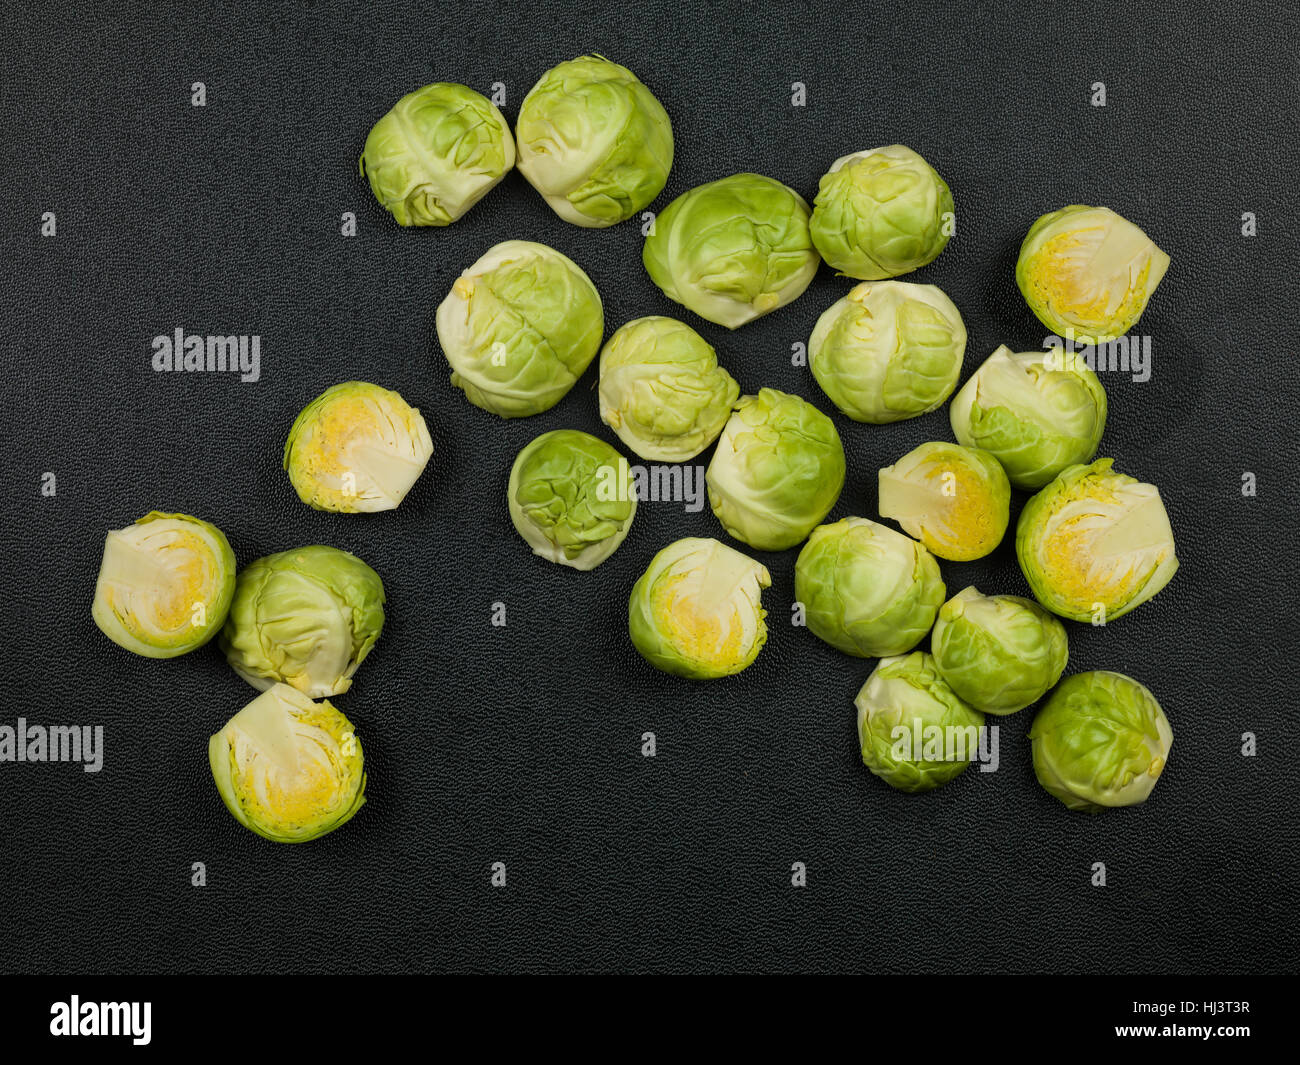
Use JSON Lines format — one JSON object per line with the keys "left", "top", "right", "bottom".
{"left": 1, "top": 0, "right": 1296, "bottom": 974}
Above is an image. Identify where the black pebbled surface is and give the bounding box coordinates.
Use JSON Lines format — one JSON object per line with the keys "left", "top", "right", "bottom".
{"left": 1, "top": 0, "right": 1296, "bottom": 974}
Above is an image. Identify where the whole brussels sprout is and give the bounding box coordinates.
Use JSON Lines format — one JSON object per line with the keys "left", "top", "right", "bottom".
{"left": 706, "top": 389, "right": 845, "bottom": 551}
{"left": 642, "top": 173, "right": 819, "bottom": 329}
{"left": 209, "top": 683, "right": 366, "bottom": 843}
{"left": 810, "top": 145, "right": 953, "bottom": 280}
{"left": 1029, "top": 671, "right": 1173, "bottom": 812}
{"left": 855, "top": 652, "right": 985, "bottom": 793}
{"left": 516, "top": 55, "right": 673, "bottom": 228}
{"left": 220, "top": 545, "right": 385, "bottom": 698}
{"left": 877, "top": 442, "right": 1010, "bottom": 562}
{"left": 436, "top": 240, "right": 604, "bottom": 418}
{"left": 931, "top": 587, "right": 1068, "bottom": 715}
{"left": 1016, "top": 205, "right": 1170, "bottom": 345}
{"left": 597, "top": 316, "right": 740, "bottom": 462}
{"left": 507, "top": 429, "right": 637, "bottom": 570}
{"left": 360, "top": 83, "right": 515, "bottom": 226}
{"left": 794, "top": 517, "right": 945, "bottom": 658}
{"left": 808, "top": 281, "right": 966, "bottom": 423}
{"left": 1016, "top": 458, "right": 1178, "bottom": 623}
{"left": 92, "top": 511, "right": 236, "bottom": 658}
{"left": 949, "top": 344, "right": 1107, "bottom": 490}
{"left": 629, "top": 537, "right": 770, "bottom": 679}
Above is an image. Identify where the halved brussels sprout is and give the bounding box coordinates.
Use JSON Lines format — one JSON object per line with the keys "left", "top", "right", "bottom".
{"left": 92, "top": 511, "right": 236, "bottom": 658}
{"left": 1029, "top": 671, "right": 1172, "bottom": 812}
{"left": 597, "top": 316, "right": 740, "bottom": 462}
{"left": 642, "top": 173, "right": 819, "bottom": 329}
{"left": 436, "top": 240, "right": 604, "bottom": 418}
{"left": 516, "top": 55, "right": 673, "bottom": 228}
{"left": 1016, "top": 205, "right": 1170, "bottom": 345}
{"left": 808, "top": 281, "right": 966, "bottom": 423}
{"left": 877, "top": 442, "right": 1010, "bottom": 562}
{"left": 931, "top": 587, "right": 1068, "bottom": 715}
{"left": 629, "top": 537, "right": 770, "bottom": 678}
{"left": 949, "top": 344, "right": 1107, "bottom": 490}
{"left": 209, "top": 683, "right": 366, "bottom": 843}
{"left": 794, "top": 517, "right": 945, "bottom": 658}
{"left": 706, "top": 389, "right": 845, "bottom": 551}
{"left": 508, "top": 429, "right": 637, "bottom": 570}
{"left": 810, "top": 145, "right": 953, "bottom": 280}
{"left": 220, "top": 545, "right": 385, "bottom": 697}
{"left": 360, "top": 82, "right": 515, "bottom": 227}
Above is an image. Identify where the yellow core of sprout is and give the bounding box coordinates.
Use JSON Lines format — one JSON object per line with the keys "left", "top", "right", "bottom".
{"left": 652, "top": 571, "right": 749, "bottom": 669}
{"left": 882, "top": 455, "right": 1001, "bottom": 561}
{"left": 1031, "top": 226, "right": 1156, "bottom": 333}
{"left": 104, "top": 526, "right": 217, "bottom": 636}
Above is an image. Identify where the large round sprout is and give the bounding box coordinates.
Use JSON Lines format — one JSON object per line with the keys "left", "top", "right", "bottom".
{"left": 949, "top": 344, "right": 1107, "bottom": 490}
{"left": 1029, "top": 671, "right": 1172, "bottom": 812}
{"left": 808, "top": 281, "right": 966, "bottom": 423}
{"left": 360, "top": 82, "right": 515, "bottom": 226}
{"left": 516, "top": 55, "right": 673, "bottom": 228}
{"left": 706, "top": 388, "right": 845, "bottom": 551}
{"left": 436, "top": 240, "right": 604, "bottom": 418}
{"left": 794, "top": 517, "right": 945, "bottom": 658}
{"left": 209, "top": 684, "right": 366, "bottom": 843}
{"left": 629, "top": 538, "right": 770, "bottom": 679}
{"left": 220, "top": 545, "right": 385, "bottom": 698}
{"left": 642, "top": 173, "right": 819, "bottom": 329}
{"left": 931, "top": 587, "right": 1068, "bottom": 715}
{"left": 810, "top": 145, "right": 954, "bottom": 280}
{"left": 507, "top": 429, "right": 637, "bottom": 571}
{"left": 1016, "top": 205, "right": 1170, "bottom": 345}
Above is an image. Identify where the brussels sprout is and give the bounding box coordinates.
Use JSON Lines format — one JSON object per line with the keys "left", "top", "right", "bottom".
{"left": 209, "top": 683, "right": 366, "bottom": 843}
{"left": 706, "top": 389, "right": 845, "bottom": 551}
{"left": 809, "top": 145, "right": 953, "bottom": 280}
{"left": 360, "top": 83, "right": 515, "bottom": 227}
{"left": 508, "top": 430, "right": 637, "bottom": 570}
{"left": 931, "top": 587, "right": 1068, "bottom": 715}
{"left": 436, "top": 240, "right": 604, "bottom": 418}
{"left": 1015, "top": 458, "right": 1178, "bottom": 623}
{"left": 597, "top": 316, "right": 739, "bottom": 462}
{"left": 877, "top": 442, "right": 1010, "bottom": 562}
{"left": 642, "top": 173, "right": 819, "bottom": 329}
{"left": 1029, "top": 671, "right": 1172, "bottom": 812}
{"left": 91, "top": 511, "right": 236, "bottom": 658}
{"left": 516, "top": 55, "right": 673, "bottom": 228}
{"left": 629, "top": 538, "right": 770, "bottom": 678}
{"left": 1016, "top": 205, "right": 1170, "bottom": 345}
{"left": 794, "top": 517, "right": 945, "bottom": 658}
{"left": 855, "top": 652, "right": 985, "bottom": 793}
{"left": 220, "top": 545, "right": 385, "bottom": 698}
{"left": 949, "top": 344, "right": 1107, "bottom": 490}
{"left": 808, "top": 281, "right": 966, "bottom": 423}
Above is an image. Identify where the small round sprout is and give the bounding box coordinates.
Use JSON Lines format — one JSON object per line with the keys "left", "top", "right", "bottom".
{"left": 1016, "top": 205, "right": 1170, "bottom": 345}
{"left": 949, "top": 344, "right": 1107, "bottom": 490}
{"left": 92, "top": 511, "right": 236, "bottom": 658}
{"left": 1016, "top": 458, "right": 1178, "bottom": 623}
{"left": 642, "top": 173, "right": 819, "bottom": 329}
{"left": 706, "top": 389, "right": 846, "bottom": 551}
{"left": 436, "top": 240, "right": 604, "bottom": 418}
{"left": 1029, "top": 671, "right": 1173, "bottom": 812}
{"left": 810, "top": 145, "right": 954, "bottom": 280}
{"left": 877, "top": 442, "right": 1010, "bottom": 562}
{"left": 360, "top": 83, "right": 515, "bottom": 226}
{"left": 220, "top": 545, "right": 385, "bottom": 698}
{"left": 808, "top": 281, "right": 966, "bottom": 423}
{"left": 628, "top": 538, "right": 770, "bottom": 679}
{"left": 597, "top": 316, "right": 740, "bottom": 462}
{"left": 855, "top": 652, "right": 985, "bottom": 793}
{"left": 209, "top": 683, "right": 366, "bottom": 843}
{"left": 931, "top": 587, "right": 1068, "bottom": 715}
{"left": 516, "top": 55, "right": 673, "bottom": 228}
{"left": 794, "top": 517, "right": 945, "bottom": 658}
{"left": 507, "top": 430, "right": 637, "bottom": 571}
